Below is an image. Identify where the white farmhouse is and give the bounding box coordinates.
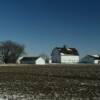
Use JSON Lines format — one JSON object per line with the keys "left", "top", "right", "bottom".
{"left": 17, "top": 56, "right": 45, "bottom": 65}
{"left": 81, "top": 55, "right": 100, "bottom": 64}
{"left": 51, "top": 46, "right": 79, "bottom": 64}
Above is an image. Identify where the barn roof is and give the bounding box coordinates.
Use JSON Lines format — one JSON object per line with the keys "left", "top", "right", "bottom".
{"left": 88, "top": 55, "right": 100, "bottom": 60}
{"left": 55, "top": 46, "right": 79, "bottom": 55}
{"left": 20, "top": 56, "right": 38, "bottom": 61}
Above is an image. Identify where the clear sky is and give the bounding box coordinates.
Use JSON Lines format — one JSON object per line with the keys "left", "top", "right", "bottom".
{"left": 0, "top": 0, "right": 100, "bottom": 57}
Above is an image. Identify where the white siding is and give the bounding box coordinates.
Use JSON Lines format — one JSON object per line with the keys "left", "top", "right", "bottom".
{"left": 17, "top": 57, "right": 23, "bottom": 64}
{"left": 94, "top": 60, "right": 99, "bottom": 64}
{"left": 35, "top": 57, "right": 45, "bottom": 65}
{"left": 49, "top": 59, "right": 52, "bottom": 64}
{"left": 61, "top": 55, "right": 79, "bottom": 64}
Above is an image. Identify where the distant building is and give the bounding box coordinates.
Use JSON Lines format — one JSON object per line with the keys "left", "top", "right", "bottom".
{"left": 17, "top": 56, "right": 46, "bottom": 65}
{"left": 81, "top": 55, "right": 100, "bottom": 64}
{"left": 51, "top": 46, "right": 79, "bottom": 64}
{"left": 35, "top": 57, "right": 46, "bottom": 65}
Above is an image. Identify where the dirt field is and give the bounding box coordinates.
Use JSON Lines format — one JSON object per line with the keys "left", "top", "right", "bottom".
{"left": 0, "top": 64, "right": 100, "bottom": 100}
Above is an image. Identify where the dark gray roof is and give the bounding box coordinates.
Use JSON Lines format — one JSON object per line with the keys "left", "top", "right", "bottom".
{"left": 55, "top": 46, "right": 79, "bottom": 55}
{"left": 88, "top": 55, "right": 100, "bottom": 60}
{"left": 19, "top": 56, "right": 39, "bottom": 64}
{"left": 21, "top": 57, "right": 38, "bottom": 61}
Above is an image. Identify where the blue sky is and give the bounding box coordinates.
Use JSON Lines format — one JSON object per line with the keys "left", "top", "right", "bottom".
{"left": 0, "top": 0, "right": 100, "bottom": 57}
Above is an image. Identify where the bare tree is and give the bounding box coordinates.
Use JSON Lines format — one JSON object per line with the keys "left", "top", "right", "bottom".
{"left": 0, "top": 40, "right": 25, "bottom": 63}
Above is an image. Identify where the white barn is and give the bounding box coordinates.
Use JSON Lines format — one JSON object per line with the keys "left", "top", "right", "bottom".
{"left": 17, "top": 56, "right": 45, "bottom": 65}
{"left": 51, "top": 46, "right": 79, "bottom": 64}
{"left": 81, "top": 55, "right": 100, "bottom": 64}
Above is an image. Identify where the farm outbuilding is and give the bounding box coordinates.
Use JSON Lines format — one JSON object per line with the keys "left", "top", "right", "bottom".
{"left": 80, "top": 55, "right": 100, "bottom": 64}
{"left": 17, "top": 56, "right": 46, "bottom": 65}
{"left": 51, "top": 46, "right": 79, "bottom": 64}
{"left": 35, "top": 57, "right": 45, "bottom": 65}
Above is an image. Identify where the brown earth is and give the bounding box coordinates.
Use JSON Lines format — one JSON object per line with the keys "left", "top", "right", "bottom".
{"left": 0, "top": 64, "right": 100, "bottom": 100}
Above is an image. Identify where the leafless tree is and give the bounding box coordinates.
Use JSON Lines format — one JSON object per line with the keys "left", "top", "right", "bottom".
{"left": 0, "top": 40, "right": 25, "bottom": 63}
